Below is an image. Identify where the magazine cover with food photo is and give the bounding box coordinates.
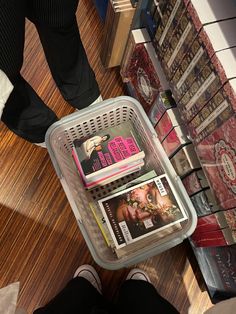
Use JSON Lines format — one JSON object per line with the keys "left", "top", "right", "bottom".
{"left": 98, "top": 174, "right": 188, "bottom": 248}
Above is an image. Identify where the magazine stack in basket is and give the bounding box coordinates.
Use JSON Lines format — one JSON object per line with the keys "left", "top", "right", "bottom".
{"left": 72, "top": 121, "right": 145, "bottom": 189}
{"left": 46, "top": 96, "right": 196, "bottom": 268}
{"left": 71, "top": 119, "right": 188, "bottom": 258}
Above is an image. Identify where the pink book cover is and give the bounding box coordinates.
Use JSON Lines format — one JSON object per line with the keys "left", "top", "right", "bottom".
{"left": 196, "top": 116, "right": 236, "bottom": 210}
{"left": 188, "top": 80, "right": 236, "bottom": 144}
{"left": 162, "top": 126, "right": 189, "bottom": 157}
{"left": 126, "top": 43, "right": 161, "bottom": 112}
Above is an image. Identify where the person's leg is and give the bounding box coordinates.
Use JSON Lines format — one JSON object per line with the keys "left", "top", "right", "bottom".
{"left": 34, "top": 265, "right": 111, "bottom": 314}
{"left": 115, "top": 269, "right": 179, "bottom": 314}
{"left": 1, "top": 76, "right": 58, "bottom": 144}
{"left": 27, "top": 0, "right": 101, "bottom": 110}
{"left": 0, "top": 0, "right": 58, "bottom": 145}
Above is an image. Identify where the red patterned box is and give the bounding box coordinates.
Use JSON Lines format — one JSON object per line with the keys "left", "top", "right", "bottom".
{"left": 125, "top": 43, "right": 160, "bottom": 112}
{"left": 196, "top": 116, "right": 236, "bottom": 210}
{"left": 125, "top": 42, "right": 169, "bottom": 112}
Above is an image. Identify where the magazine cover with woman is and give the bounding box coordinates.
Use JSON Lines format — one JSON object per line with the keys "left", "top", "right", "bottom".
{"left": 98, "top": 174, "right": 188, "bottom": 249}
{"left": 72, "top": 121, "right": 144, "bottom": 178}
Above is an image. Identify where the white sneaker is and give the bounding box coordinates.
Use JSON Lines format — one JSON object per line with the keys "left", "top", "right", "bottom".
{"left": 74, "top": 264, "right": 102, "bottom": 293}
{"left": 34, "top": 142, "right": 46, "bottom": 148}
{"left": 126, "top": 268, "right": 151, "bottom": 283}
{"left": 90, "top": 95, "right": 103, "bottom": 106}
{"left": 75, "top": 95, "right": 103, "bottom": 112}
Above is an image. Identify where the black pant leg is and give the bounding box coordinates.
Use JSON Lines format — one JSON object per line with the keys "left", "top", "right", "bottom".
{"left": 27, "top": 0, "right": 100, "bottom": 109}
{"left": 0, "top": 0, "right": 25, "bottom": 82}
{"left": 0, "top": 0, "right": 58, "bottom": 143}
{"left": 1, "top": 75, "right": 58, "bottom": 143}
{"left": 115, "top": 280, "right": 179, "bottom": 314}
{"left": 33, "top": 277, "right": 110, "bottom": 314}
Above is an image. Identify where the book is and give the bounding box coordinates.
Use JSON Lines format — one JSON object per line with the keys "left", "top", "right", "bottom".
{"left": 148, "top": 90, "right": 176, "bottom": 127}
{"left": 120, "top": 28, "right": 151, "bottom": 82}
{"left": 191, "top": 243, "right": 236, "bottom": 301}
{"left": 100, "top": 0, "right": 135, "bottom": 68}
{"left": 115, "top": 222, "right": 182, "bottom": 258}
{"left": 188, "top": 78, "right": 236, "bottom": 144}
{"left": 182, "top": 169, "right": 209, "bottom": 196}
{"left": 160, "top": 5, "right": 236, "bottom": 82}
{"left": 89, "top": 202, "right": 114, "bottom": 247}
{"left": 194, "top": 209, "right": 236, "bottom": 235}
{"left": 170, "top": 144, "right": 201, "bottom": 177}
{"left": 195, "top": 116, "right": 236, "bottom": 210}
{"left": 191, "top": 228, "right": 236, "bottom": 247}
{"left": 72, "top": 121, "right": 145, "bottom": 188}
{"left": 178, "top": 47, "right": 236, "bottom": 123}
{"left": 73, "top": 156, "right": 144, "bottom": 189}
{"left": 154, "top": 107, "right": 182, "bottom": 142}
{"left": 98, "top": 174, "right": 188, "bottom": 249}
{"left": 190, "top": 188, "right": 220, "bottom": 217}
{"left": 140, "top": 9, "right": 158, "bottom": 40}
{"left": 125, "top": 42, "right": 169, "bottom": 112}
{"left": 89, "top": 171, "right": 158, "bottom": 248}
{"left": 161, "top": 125, "right": 191, "bottom": 158}
{"left": 195, "top": 214, "right": 229, "bottom": 234}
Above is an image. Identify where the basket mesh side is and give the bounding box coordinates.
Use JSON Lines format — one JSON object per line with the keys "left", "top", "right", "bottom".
{"left": 62, "top": 106, "right": 134, "bottom": 153}
{"left": 48, "top": 99, "right": 182, "bottom": 267}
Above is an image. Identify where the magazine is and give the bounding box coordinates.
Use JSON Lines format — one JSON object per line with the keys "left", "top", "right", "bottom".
{"left": 72, "top": 121, "right": 145, "bottom": 180}
{"left": 98, "top": 174, "right": 188, "bottom": 249}
{"left": 73, "top": 157, "right": 144, "bottom": 189}
{"left": 88, "top": 171, "right": 157, "bottom": 247}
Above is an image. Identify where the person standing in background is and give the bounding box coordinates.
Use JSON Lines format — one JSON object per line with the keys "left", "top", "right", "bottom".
{"left": 0, "top": 0, "right": 101, "bottom": 146}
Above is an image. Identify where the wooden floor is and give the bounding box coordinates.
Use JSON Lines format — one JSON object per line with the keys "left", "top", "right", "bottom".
{"left": 0, "top": 1, "right": 213, "bottom": 313}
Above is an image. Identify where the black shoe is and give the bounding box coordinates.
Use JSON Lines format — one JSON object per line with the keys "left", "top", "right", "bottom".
{"left": 1, "top": 76, "right": 58, "bottom": 143}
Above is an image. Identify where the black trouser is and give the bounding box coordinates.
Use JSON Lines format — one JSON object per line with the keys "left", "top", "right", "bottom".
{"left": 0, "top": 0, "right": 100, "bottom": 142}
{"left": 33, "top": 277, "right": 179, "bottom": 314}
